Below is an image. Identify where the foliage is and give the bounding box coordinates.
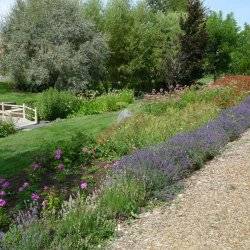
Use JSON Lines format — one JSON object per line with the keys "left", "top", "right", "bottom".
{"left": 1, "top": 222, "right": 54, "bottom": 250}
{"left": 177, "top": 0, "right": 208, "bottom": 86}
{"left": 230, "top": 24, "right": 250, "bottom": 75}
{"left": 0, "top": 119, "right": 16, "bottom": 138}
{"left": 1, "top": 0, "right": 108, "bottom": 92}
{"left": 205, "top": 12, "right": 239, "bottom": 81}
{"left": 76, "top": 89, "right": 134, "bottom": 115}
{"left": 146, "top": 0, "right": 187, "bottom": 13}
{"left": 98, "top": 175, "right": 146, "bottom": 218}
{"left": 103, "top": 0, "right": 134, "bottom": 84}
{"left": 0, "top": 208, "right": 11, "bottom": 230}
{"left": 37, "top": 88, "right": 80, "bottom": 121}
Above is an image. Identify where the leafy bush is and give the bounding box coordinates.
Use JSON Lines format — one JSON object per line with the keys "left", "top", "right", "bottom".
{"left": 0, "top": 120, "right": 16, "bottom": 138}
{"left": 37, "top": 88, "right": 80, "bottom": 121}
{"left": 98, "top": 175, "right": 146, "bottom": 219}
{"left": 76, "top": 89, "right": 134, "bottom": 115}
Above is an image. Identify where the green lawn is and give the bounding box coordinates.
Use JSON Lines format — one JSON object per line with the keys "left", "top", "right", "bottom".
{"left": 0, "top": 113, "right": 116, "bottom": 178}
{"left": 0, "top": 81, "right": 39, "bottom": 104}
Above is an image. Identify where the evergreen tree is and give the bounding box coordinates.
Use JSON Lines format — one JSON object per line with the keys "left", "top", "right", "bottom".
{"left": 177, "top": 0, "right": 208, "bottom": 86}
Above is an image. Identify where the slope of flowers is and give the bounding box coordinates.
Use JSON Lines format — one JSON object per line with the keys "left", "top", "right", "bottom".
{"left": 113, "top": 96, "right": 250, "bottom": 182}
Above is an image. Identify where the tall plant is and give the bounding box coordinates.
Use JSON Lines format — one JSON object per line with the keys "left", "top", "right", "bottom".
{"left": 177, "top": 0, "right": 208, "bottom": 86}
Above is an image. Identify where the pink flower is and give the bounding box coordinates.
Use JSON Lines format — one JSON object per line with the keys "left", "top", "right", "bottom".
{"left": 55, "top": 149, "right": 63, "bottom": 160}
{"left": 80, "top": 181, "right": 88, "bottom": 190}
{"left": 31, "top": 193, "right": 40, "bottom": 201}
{"left": 1, "top": 181, "right": 10, "bottom": 189}
{"left": 0, "top": 199, "right": 7, "bottom": 207}
{"left": 23, "top": 182, "right": 29, "bottom": 188}
{"left": 32, "top": 163, "right": 42, "bottom": 170}
{"left": 18, "top": 187, "right": 24, "bottom": 192}
{"left": 0, "top": 191, "right": 6, "bottom": 196}
{"left": 57, "top": 163, "right": 65, "bottom": 171}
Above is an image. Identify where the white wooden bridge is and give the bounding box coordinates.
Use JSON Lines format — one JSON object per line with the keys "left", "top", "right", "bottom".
{"left": 0, "top": 102, "right": 38, "bottom": 129}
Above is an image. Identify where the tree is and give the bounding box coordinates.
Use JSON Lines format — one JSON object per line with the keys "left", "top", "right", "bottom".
{"left": 103, "top": 0, "right": 134, "bottom": 85}
{"left": 0, "top": 0, "right": 108, "bottom": 92}
{"left": 205, "top": 12, "right": 238, "bottom": 81}
{"left": 125, "top": 4, "right": 181, "bottom": 91}
{"left": 230, "top": 24, "right": 250, "bottom": 75}
{"left": 177, "top": 0, "right": 208, "bottom": 86}
{"left": 146, "top": 0, "right": 187, "bottom": 13}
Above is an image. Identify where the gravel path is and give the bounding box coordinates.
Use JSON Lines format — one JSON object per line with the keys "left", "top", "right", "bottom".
{"left": 109, "top": 130, "right": 250, "bottom": 250}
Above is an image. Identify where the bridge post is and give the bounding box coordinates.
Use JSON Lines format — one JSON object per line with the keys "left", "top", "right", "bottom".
{"left": 23, "top": 104, "right": 26, "bottom": 119}
{"left": 34, "top": 108, "right": 38, "bottom": 124}
{"left": 1, "top": 102, "right": 4, "bottom": 118}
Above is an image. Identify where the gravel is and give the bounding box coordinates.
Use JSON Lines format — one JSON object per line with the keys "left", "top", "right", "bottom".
{"left": 109, "top": 129, "right": 250, "bottom": 250}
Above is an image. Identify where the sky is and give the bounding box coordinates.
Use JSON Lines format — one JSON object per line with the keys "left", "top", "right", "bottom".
{"left": 0, "top": 0, "right": 250, "bottom": 27}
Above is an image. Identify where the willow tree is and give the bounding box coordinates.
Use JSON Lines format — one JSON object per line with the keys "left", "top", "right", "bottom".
{"left": 1, "top": 0, "right": 108, "bottom": 92}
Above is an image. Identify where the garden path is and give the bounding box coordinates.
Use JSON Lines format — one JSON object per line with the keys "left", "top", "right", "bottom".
{"left": 109, "top": 129, "right": 250, "bottom": 249}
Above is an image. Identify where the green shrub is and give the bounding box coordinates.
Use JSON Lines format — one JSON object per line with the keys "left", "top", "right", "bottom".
{"left": 76, "top": 89, "right": 134, "bottom": 115}
{"left": 98, "top": 175, "right": 146, "bottom": 218}
{"left": 37, "top": 88, "right": 80, "bottom": 121}
{"left": 0, "top": 120, "right": 16, "bottom": 138}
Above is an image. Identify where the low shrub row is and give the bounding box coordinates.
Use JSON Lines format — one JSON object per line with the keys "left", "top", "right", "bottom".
{"left": 75, "top": 90, "right": 134, "bottom": 115}
{"left": 36, "top": 88, "right": 134, "bottom": 121}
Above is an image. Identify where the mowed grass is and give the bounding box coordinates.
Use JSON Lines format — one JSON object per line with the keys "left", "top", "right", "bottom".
{"left": 0, "top": 81, "right": 39, "bottom": 104}
{"left": 0, "top": 113, "right": 116, "bottom": 178}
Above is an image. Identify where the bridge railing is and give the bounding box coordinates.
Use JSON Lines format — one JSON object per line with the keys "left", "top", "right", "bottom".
{"left": 0, "top": 102, "right": 38, "bottom": 124}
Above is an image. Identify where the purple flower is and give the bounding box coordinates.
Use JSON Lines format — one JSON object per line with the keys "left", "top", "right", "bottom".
{"left": 57, "top": 163, "right": 65, "bottom": 171}
{"left": 31, "top": 193, "right": 40, "bottom": 202}
{"left": 32, "top": 163, "right": 42, "bottom": 171}
{"left": 0, "top": 191, "right": 6, "bottom": 196}
{"left": 1, "top": 181, "right": 11, "bottom": 189}
{"left": 0, "top": 178, "right": 5, "bottom": 185}
{"left": 0, "top": 199, "right": 7, "bottom": 207}
{"left": 55, "top": 149, "right": 63, "bottom": 160}
{"left": 80, "top": 181, "right": 88, "bottom": 190}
